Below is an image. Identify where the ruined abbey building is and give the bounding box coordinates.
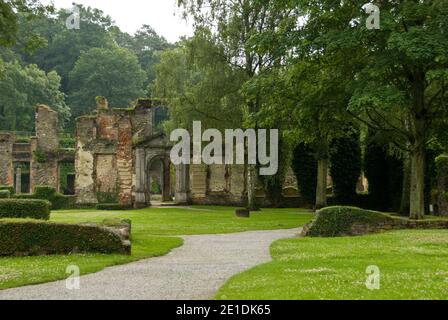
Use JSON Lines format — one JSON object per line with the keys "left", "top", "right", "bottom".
{"left": 0, "top": 99, "right": 300, "bottom": 208}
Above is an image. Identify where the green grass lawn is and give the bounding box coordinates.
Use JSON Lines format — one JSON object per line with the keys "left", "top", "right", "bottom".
{"left": 216, "top": 230, "right": 448, "bottom": 300}
{"left": 0, "top": 206, "right": 313, "bottom": 290}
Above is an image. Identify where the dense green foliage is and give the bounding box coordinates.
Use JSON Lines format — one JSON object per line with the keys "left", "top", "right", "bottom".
{"left": 0, "top": 186, "right": 14, "bottom": 195}
{"left": 291, "top": 144, "right": 317, "bottom": 206}
{"left": 0, "top": 60, "right": 69, "bottom": 131}
{"left": 0, "top": 220, "right": 127, "bottom": 256}
{"left": 364, "top": 132, "right": 403, "bottom": 212}
{"left": 306, "top": 206, "right": 394, "bottom": 237}
{"left": 0, "top": 199, "right": 50, "bottom": 220}
{"left": 0, "top": 190, "right": 11, "bottom": 199}
{"left": 330, "top": 130, "right": 362, "bottom": 204}
{"left": 68, "top": 47, "right": 147, "bottom": 117}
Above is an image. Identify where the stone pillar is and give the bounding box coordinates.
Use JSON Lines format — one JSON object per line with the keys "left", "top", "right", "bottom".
{"left": 162, "top": 158, "right": 172, "bottom": 202}
{"left": 15, "top": 167, "right": 22, "bottom": 194}
{"left": 75, "top": 116, "right": 98, "bottom": 205}
{"left": 117, "top": 116, "right": 133, "bottom": 207}
{"left": 0, "top": 133, "right": 14, "bottom": 186}
{"left": 134, "top": 148, "right": 148, "bottom": 208}
{"left": 175, "top": 164, "right": 190, "bottom": 204}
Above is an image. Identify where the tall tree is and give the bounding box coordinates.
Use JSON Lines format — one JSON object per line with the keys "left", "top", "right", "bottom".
{"left": 0, "top": 59, "right": 69, "bottom": 131}
{"left": 68, "top": 47, "right": 147, "bottom": 117}
{"left": 292, "top": 0, "right": 448, "bottom": 219}
{"left": 178, "top": 0, "right": 297, "bottom": 210}
{"left": 0, "top": 0, "right": 52, "bottom": 48}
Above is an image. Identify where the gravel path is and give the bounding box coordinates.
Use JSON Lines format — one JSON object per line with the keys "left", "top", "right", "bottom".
{"left": 0, "top": 228, "right": 300, "bottom": 300}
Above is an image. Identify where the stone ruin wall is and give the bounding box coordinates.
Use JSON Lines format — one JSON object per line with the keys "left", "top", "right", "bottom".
{"left": 75, "top": 106, "right": 140, "bottom": 207}
{"left": 0, "top": 105, "right": 74, "bottom": 194}
{"left": 0, "top": 100, "right": 300, "bottom": 207}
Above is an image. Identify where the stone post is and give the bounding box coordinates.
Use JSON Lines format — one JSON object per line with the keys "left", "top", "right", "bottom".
{"left": 134, "top": 148, "right": 148, "bottom": 208}
{"left": 15, "top": 167, "right": 22, "bottom": 194}
{"left": 175, "top": 164, "right": 190, "bottom": 205}
{"left": 162, "top": 158, "right": 172, "bottom": 202}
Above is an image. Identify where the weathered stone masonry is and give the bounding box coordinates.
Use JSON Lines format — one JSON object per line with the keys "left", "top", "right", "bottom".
{"left": 1, "top": 101, "right": 301, "bottom": 207}
{"left": 0, "top": 105, "right": 75, "bottom": 194}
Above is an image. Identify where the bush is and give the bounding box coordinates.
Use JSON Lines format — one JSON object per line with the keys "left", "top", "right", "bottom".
{"left": 292, "top": 143, "right": 317, "bottom": 206}
{"left": 14, "top": 186, "right": 76, "bottom": 210}
{"left": 305, "top": 206, "right": 395, "bottom": 237}
{"left": 0, "top": 220, "right": 129, "bottom": 256}
{"left": 0, "top": 190, "right": 10, "bottom": 199}
{"left": 0, "top": 185, "right": 14, "bottom": 195}
{"left": 330, "top": 129, "right": 362, "bottom": 205}
{"left": 96, "top": 203, "right": 131, "bottom": 211}
{"left": 0, "top": 199, "right": 51, "bottom": 220}
{"left": 34, "top": 186, "right": 57, "bottom": 199}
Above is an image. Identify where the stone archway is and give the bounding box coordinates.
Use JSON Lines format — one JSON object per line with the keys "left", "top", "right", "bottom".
{"left": 147, "top": 156, "right": 172, "bottom": 203}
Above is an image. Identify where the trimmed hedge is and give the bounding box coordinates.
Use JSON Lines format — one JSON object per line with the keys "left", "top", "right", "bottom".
{"left": 0, "top": 199, "right": 51, "bottom": 220}
{"left": 305, "top": 206, "right": 395, "bottom": 237}
{"left": 14, "top": 186, "right": 76, "bottom": 210}
{"left": 0, "top": 185, "right": 14, "bottom": 195}
{"left": 0, "top": 220, "right": 129, "bottom": 256}
{"left": 96, "top": 203, "right": 131, "bottom": 211}
{"left": 0, "top": 190, "right": 10, "bottom": 199}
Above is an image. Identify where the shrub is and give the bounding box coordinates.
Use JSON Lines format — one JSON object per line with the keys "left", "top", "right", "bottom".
{"left": 96, "top": 203, "right": 131, "bottom": 211}
{"left": 34, "top": 186, "right": 57, "bottom": 199}
{"left": 51, "top": 194, "right": 77, "bottom": 210}
{"left": 330, "top": 129, "right": 362, "bottom": 205}
{"left": 291, "top": 143, "right": 317, "bottom": 206}
{"left": 14, "top": 186, "right": 76, "bottom": 210}
{"left": 0, "top": 220, "right": 129, "bottom": 256}
{"left": 0, "top": 190, "right": 10, "bottom": 199}
{"left": 305, "top": 206, "right": 395, "bottom": 237}
{"left": 0, "top": 199, "right": 51, "bottom": 220}
{"left": 0, "top": 185, "right": 14, "bottom": 195}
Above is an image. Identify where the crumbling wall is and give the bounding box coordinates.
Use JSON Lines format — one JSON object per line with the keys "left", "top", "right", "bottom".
{"left": 30, "top": 105, "right": 59, "bottom": 191}
{"left": 75, "top": 116, "right": 97, "bottom": 204}
{"left": 0, "top": 133, "right": 14, "bottom": 186}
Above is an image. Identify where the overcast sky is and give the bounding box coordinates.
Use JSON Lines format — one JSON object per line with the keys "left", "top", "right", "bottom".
{"left": 44, "top": 0, "right": 194, "bottom": 43}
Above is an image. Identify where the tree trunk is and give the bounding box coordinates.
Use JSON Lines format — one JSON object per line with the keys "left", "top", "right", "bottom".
{"left": 399, "top": 155, "right": 411, "bottom": 216}
{"left": 410, "top": 143, "right": 425, "bottom": 219}
{"left": 316, "top": 158, "right": 328, "bottom": 209}
{"left": 247, "top": 164, "right": 259, "bottom": 211}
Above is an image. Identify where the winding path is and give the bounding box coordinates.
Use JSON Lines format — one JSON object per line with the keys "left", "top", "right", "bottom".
{"left": 0, "top": 228, "right": 300, "bottom": 300}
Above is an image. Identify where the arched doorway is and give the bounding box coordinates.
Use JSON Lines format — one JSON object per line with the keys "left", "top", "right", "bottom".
{"left": 147, "top": 156, "right": 172, "bottom": 204}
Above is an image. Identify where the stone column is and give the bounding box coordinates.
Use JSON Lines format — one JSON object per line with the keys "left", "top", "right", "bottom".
{"left": 15, "top": 167, "right": 22, "bottom": 194}
{"left": 175, "top": 164, "right": 190, "bottom": 205}
{"left": 162, "top": 158, "right": 172, "bottom": 202}
{"left": 134, "top": 148, "right": 148, "bottom": 208}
